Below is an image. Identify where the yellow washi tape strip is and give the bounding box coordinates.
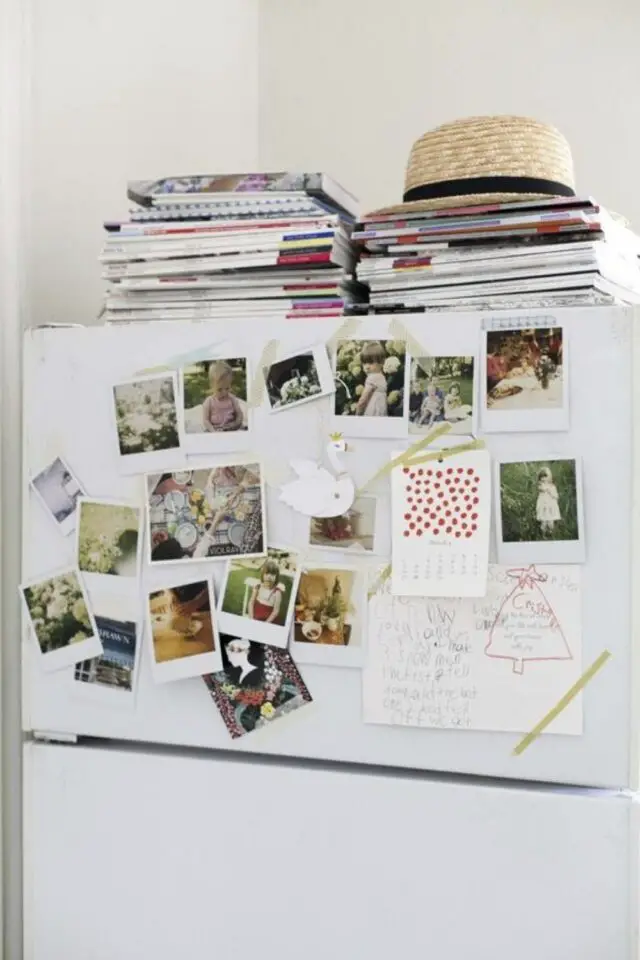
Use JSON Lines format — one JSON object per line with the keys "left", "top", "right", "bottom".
{"left": 136, "top": 363, "right": 171, "bottom": 375}
{"left": 249, "top": 338, "right": 279, "bottom": 409}
{"left": 327, "top": 315, "right": 361, "bottom": 354}
{"left": 367, "top": 563, "right": 392, "bottom": 599}
{"left": 357, "top": 424, "right": 452, "bottom": 493}
{"left": 388, "top": 317, "right": 430, "bottom": 361}
{"left": 512, "top": 649, "right": 612, "bottom": 756}
{"left": 405, "top": 438, "right": 485, "bottom": 467}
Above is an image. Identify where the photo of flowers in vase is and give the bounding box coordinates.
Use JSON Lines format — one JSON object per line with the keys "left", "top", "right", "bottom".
{"left": 112, "top": 372, "right": 182, "bottom": 472}
{"left": 77, "top": 499, "right": 141, "bottom": 581}
{"left": 147, "top": 464, "right": 266, "bottom": 564}
{"left": 291, "top": 566, "right": 365, "bottom": 668}
{"left": 333, "top": 339, "right": 408, "bottom": 438}
{"left": 21, "top": 568, "right": 102, "bottom": 672}
{"left": 203, "top": 636, "right": 312, "bottom": 739}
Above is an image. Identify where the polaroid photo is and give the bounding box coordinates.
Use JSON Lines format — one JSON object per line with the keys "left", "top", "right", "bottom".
{"left": 307, "top": 495, "right": 381, "bottom": 555}
{"left": 72, "top": 586, "right": 140, "bottom": 707}
{"left": 481, "top": 325, "right": 568, "bottom": 432}
{"left": 76, "top": 498, "right": 142, "bottom": 592}
{"left": 291, "top": 564, "right": 366, "bottom": 668}
{"left": 217, "top": 545, "right": 301, "bottom": 649}
{"left": 30, "top": 456, "right": 85, "bottom": 537}
{"left": 179, "top": 356, "right": 250, "bottom": 455}
{"left": 495, "top": 456, "right": 585, "bottom": 564}
{"left": 263, "top": 344, "right": 334, "bottom": 413}
{"left": 21, "top": 567, "right": 102, "bottom": 672}
{"left": 203, "top": 637, "right": 313, "bottom": 739}
{"left": 409, "top": 354, "right": 476, "bottom": 438}
{"left": 146, "top": 578, "right": 223, "bottom": 683}
{"left": 332, "top": 338, "right": 409, "bottom": 439}
{"left": 112, "top": 371, "right": 183, "bottom": 474}
{"left": 146, "top": 463, "right": 266, "bottom": 564}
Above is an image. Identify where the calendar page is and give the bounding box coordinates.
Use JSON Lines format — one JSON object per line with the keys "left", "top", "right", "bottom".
{"left": 390, "top": 448, "right": 491, "bottom": 597}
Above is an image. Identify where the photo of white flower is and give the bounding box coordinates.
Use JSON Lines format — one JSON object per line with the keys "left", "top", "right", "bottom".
{"left": 113, "top": 374, "right": 180, "bottom": 457}
{"left": 21, "top": 568, "right": 102, "bottom": 671}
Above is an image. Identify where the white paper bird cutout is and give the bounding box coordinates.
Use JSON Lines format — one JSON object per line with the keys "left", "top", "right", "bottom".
{"left": 279, "top": 434, "right": 355, "bottom": 517}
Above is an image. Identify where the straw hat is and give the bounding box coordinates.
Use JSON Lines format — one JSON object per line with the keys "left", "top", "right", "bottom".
{"left": 367, "top": 115, "right": 576, "bottom": 217}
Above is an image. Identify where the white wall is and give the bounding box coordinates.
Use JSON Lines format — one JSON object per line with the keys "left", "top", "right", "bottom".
{"left": 27, "top": 0, "right": 260, "bottom": 327}
{"left": 259, "top": 0, "right": 640, "bottom": 227}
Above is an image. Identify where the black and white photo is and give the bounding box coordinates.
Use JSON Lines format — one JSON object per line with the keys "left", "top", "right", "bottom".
{"left": 30, "top": 457, "right": 84, "bottom": 536}
{"left": 263, "top": 345, "right": 334, "bottom": 413}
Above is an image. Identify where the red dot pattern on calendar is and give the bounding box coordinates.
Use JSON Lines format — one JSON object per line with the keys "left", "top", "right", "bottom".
{"left": 402, "top": 465, "right": 480, "bottom": 540}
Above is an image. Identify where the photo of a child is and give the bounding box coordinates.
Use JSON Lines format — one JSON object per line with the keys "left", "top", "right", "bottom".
{"left": 536, "top": 466, "right": 561, "bottom": 535}
{"left": 410, "top": 356, "right": 474, "bottom": 435}
{"left": 416, "top": 381, "right": 444, "bottom": 427}
{"left": 355, "top": 341, "right": 389, "bottom": 416}
{"left": 181, "top": 357, "right": 248, "bottom": 435}
{"left": 248, "top": 559, "right": 284, "bottom": 624}
{"left": 334, "top": 339, "right": 407, "bottom": 435}
{"left": 498, "top": 459, "right": 580, "bottom": 544}
{"left": 218, "top": 547, "right": 300, "bottom": 648}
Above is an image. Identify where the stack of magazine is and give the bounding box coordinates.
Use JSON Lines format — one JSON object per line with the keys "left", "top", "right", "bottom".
{"left": 101, "top": 173, "right": 365, "bottom": 322}
{"left": 351, "top": 196, "right": 640, "bottom": 311}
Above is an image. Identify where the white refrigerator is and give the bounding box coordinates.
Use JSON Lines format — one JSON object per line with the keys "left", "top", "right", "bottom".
{"left": 21, "top": 310, "right": 640, "bottom": 959}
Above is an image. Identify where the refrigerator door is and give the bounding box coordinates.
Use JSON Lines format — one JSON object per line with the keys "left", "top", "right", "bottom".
{"left": 23, "top": 742, "right": 635, "bottom": 960}
{"left": 22, "top": 311, "right": 640, "bottom": 787}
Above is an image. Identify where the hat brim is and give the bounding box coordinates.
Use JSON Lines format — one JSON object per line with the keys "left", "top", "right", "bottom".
{"left": 364, "top": 190, "right": 563, "bottom": 219}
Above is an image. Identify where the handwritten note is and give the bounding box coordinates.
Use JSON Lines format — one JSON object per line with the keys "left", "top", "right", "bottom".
{"left": 363, "top": 564, "right": 582, "bottom": 734}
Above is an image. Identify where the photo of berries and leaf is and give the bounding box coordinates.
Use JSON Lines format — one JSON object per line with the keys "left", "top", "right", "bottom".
{"left": 23, "top": 572, "right": 94, "bottom": 654}
{"left": 334, "top": 339, "right": 406, "bottom": 418}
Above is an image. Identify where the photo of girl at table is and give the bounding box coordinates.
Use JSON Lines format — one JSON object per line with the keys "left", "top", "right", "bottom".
{"left": 147, "top": 465, "right": 265, "bottom": 563}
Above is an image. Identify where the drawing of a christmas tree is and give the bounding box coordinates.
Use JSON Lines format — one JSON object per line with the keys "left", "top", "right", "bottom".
{"left": 484, "top": 565, "right": 572, "bottom": 674}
